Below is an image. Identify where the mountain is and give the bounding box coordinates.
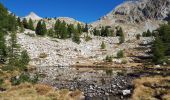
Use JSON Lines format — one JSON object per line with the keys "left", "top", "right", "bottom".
{"left": 24, "top": 12, "right": 42, "bottom": 20}
{"left": 44, "top": 17, "right": 84, "bottom": 29}
{"left": 91, "top": 0, "right": 170, "bottom": 36}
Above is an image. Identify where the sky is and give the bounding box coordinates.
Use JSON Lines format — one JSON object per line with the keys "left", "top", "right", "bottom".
{"left": 0, "top": 0, "right": 125, "bottom": 23}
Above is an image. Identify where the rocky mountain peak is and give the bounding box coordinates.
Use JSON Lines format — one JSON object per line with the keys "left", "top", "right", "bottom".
{"left": 91, "top": 0, "right": 170, "bottom": 36}
{"left": 25, "top": 12, "right": 42, "bottom": 20}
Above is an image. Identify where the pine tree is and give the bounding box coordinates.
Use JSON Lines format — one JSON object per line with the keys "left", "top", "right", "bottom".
{"left": 17, "top": 17, "right": 22, "bottom": 27}
{"left": 8, "top": 14, "right": 17, "bottom": 32}
{"left": 0, "top": 31, "right": 7, "bottom": 63}
{"left": 42, "top": 21, "right": 47, "bottom": 35}
{"left": 118, "top": 28, "right": 125, "bottom": 44}
{"left": 54, "top": 19, "right": 61, "bottom": 38}
{"left": 152, "top": 37, "right": 166, "bottom": 64}
{"left": 146, "top": 29, "right": 152, "bottom": 37}
{"left": 101, "top": 41, "right": 106, "bottom": 49}
{"left": 19, "top": 50, "right": 30, "bottom": 71}
{"left": 84, "top": 23, "right": 88, "bottom": 32}
{"left": 28, "top": 18, "right": 34, "bottom": 30}
{"left": 48, "top": 28, "right": 55, "bottom": 37}
{"left": 93, "top": 28, "right": 100, "bottom": 36}
{"left": 36, "top": 21, "right": 47, "bottom": 36}
{"left": 7, "top": 32, "right": 20, "bottom": 70}
{"left": 72, "top": 29, "right": 81, "bottom": 44}
{"left": 22, "top": 18, "right": 29, "bottom": 29}
{"left": 67, "top": 24, "right": 75, "bottom": 38}
{"left": 60, "top": 21, "right": 67, "bottom": 39}
{"left": 20, "top": 24, "right": 25, "bottom": 33}
{"left": 101, "top": 27, "right": 106, "bottom": 37}
{"left": 77, "top": 23, "right": 82, "bottom": 33}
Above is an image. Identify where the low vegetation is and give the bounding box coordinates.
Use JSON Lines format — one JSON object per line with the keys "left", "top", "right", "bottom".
{"left": 132, "top": 76, "right": 170, "bottom": 100}
{"left": 101, "top": 41, "right": 106, "bottom": 49}
{"left": 105, "top": 55, "right": 113, "bottom": 62}
{"left": 117, "top": 50, "right": 124, "bottom": 58}
{"left": 0, "top": 83, "right": 84, "bottom": 100}
{"left": 152, "top": 23, "right": 170, "bottom": 64}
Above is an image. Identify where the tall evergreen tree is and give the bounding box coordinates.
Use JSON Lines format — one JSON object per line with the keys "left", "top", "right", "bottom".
{"left": 152, "top": 37, "right": 166, "bottom": 64}
{"left": 17, "top": 17, "right": 22, "bottom": 27}
{"left": 22, "top": 18, "right": 29, "bottom": 29}
{"left": 0, "top": 31, "right": 7, "bottom": 63}
{"left": 28, "top": 18, "right": 34, "bottom": 30}
{"left": 42, "top": 21, "right": 47, "bottom": 35}
{"left": 93, "top": 28, "right": 100, "bottom": 36}
{"left": 54, "top": 19, "right": 61, "bottom": 38}
{"left": 67, "top": 24, "right": 75, "bottom": 38}
{"left": 118, "top": 28, "right": 125, "bottom": 43}
{"left": 36, "top": 21, "right": 47, "bottom": 36}
{"left": 84, "top": 23, "right": 88, "bottom": 32}
{"left": 77, "top": 23, "right": 82, "bottom": 33}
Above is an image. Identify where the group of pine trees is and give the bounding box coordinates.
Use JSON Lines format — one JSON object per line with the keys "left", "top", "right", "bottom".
{"left": 0, "top": 3, "right": 30, "bottom": 71}
{"left": 46, "top": 20, "right": 89, "bottom": 43}
{"left": 93, "top": 26, "right": 125, "bottom": 43}
{"left": 93, "top": 26, "right": 113, "bottom": 37}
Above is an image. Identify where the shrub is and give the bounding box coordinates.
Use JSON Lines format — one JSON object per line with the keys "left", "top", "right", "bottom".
{"left": 85, "top": 35, "right": 92, "bottom": 42}
{"left": 105, "top": 55, "right": 113, "bottom": 62}
{"left": 0, "top": 79, "right": 4, "bottom": 86}
{"left": 122, "top": 59, "right": 128, "bottom": 64}
{"left": 117, "top": 50, "right": 124, "bottom": 58}
{"left": 101, "top": 41, "right": 106, "bottom": 49}
{"left": 72, "top": 33, "right": 81, "bottom": 44}
{"left": 39, "top": 53, "right": 48, "bottom": 58}
{"left": 11, "top": 73, "right": 39, "bottom": 86}
{"left": 136, "top": 34, "right": 141, "bottom": 40}
{"left": 105, "top": 69, "right": 113, "bottom": 76}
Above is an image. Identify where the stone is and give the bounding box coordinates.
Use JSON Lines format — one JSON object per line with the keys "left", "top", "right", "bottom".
{"left": 122, "top": 90, "right": 131, "bottom": 96}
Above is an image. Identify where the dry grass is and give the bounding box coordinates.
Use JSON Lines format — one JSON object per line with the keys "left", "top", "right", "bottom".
{"left": 39, "top": 53, "right": 48, "bottom": 58}
{"left": 132, "top": 76, "right": 170, "bottom": 100}
{"left": 0, "top": 83, "right": 84, "bottom": 100}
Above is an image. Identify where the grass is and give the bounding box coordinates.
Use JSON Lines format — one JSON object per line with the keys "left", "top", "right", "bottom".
{"left": 0, "top": 83, "right": 84, "bottom": 100}
{"left": 132, "top": 76, "right": 170, "bottom": 100}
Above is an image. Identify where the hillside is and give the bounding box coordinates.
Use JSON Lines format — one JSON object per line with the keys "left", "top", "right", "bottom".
{"left": 0, "top": 0, "right": 170, "bottom": 100}
{"left": 91, "top": 0, "right": 170, "bottom": 36}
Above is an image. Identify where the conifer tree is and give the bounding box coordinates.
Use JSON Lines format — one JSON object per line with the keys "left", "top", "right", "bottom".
{"left": 84, "top": 23, "right": 88, "bottom": 32}
{"left": 152, "top": 37, "right": 166, "bottom": 64}
{"left": 77, "top": 23, "right": 82, "bottom": 33}
{"left": 118, "top": 28, "right": 125, "bottom": 43}
{"left": 22, "top": 18, "right": 29, "bottom": 29}
{"left": 0, "top": 31, "right": 7, "bottom": 63}
{"left": 54, "top": 19, "right": 61, "bottom": 38}
{"left": 28, "top": 18, "right": 34, "bottom": 30}
{"left": 36, "top": 21, "right": 47, "bottom": 36}
{"left": 42, "top": 21, "right": 47, "bottom": 35}
{"left": 67, "top": 24, "right": 75, "bottom": 38}
{"left": 17, "top": 17, "right": 22, "bottom": 27}
{"left": 93, "top": 28, "right": 100, "bottom": 36}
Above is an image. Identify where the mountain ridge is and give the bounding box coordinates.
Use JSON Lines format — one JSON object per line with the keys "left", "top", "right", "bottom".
{"left": 91, "top": 0, "right": 170, "bottom": 36}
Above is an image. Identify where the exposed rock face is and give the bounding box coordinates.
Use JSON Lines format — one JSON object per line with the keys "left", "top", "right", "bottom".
{"left": 23, "top": 12, "right": 84, "bottom": 29}
{"left": 91, "top": 0, "right": 170, "bottom": 36}
{"left": 24, "top": 12, "right": 42, "bottom": 20}
{"left": 44, "top": 17, "right": 84, "bottom": 29}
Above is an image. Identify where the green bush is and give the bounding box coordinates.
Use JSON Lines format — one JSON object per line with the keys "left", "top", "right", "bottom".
{"left": 85, "top": 35, "right": 92, "bottom": 42}
{"left": 101, "top": 41, "right": 106, "bottom": 49}
{"left": 122, "top": 59, "right": 128, "bottom": 64}
{"left": 105, "top": 69, "right": 113, "bottom": 76}
{"left": 11, "top": 73, "right": 39, "bottom": 86}
{"left": 136, "top": 34, "right": 141, "bottom": 40}
{"left": 105, "top": 55, "right": 113, "bottom": 62}
{"left": 117, "top": 50, "right": 124, "bottom": 58}
{"left": 0, "top": 79, "right": 4, "bottom": 86}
